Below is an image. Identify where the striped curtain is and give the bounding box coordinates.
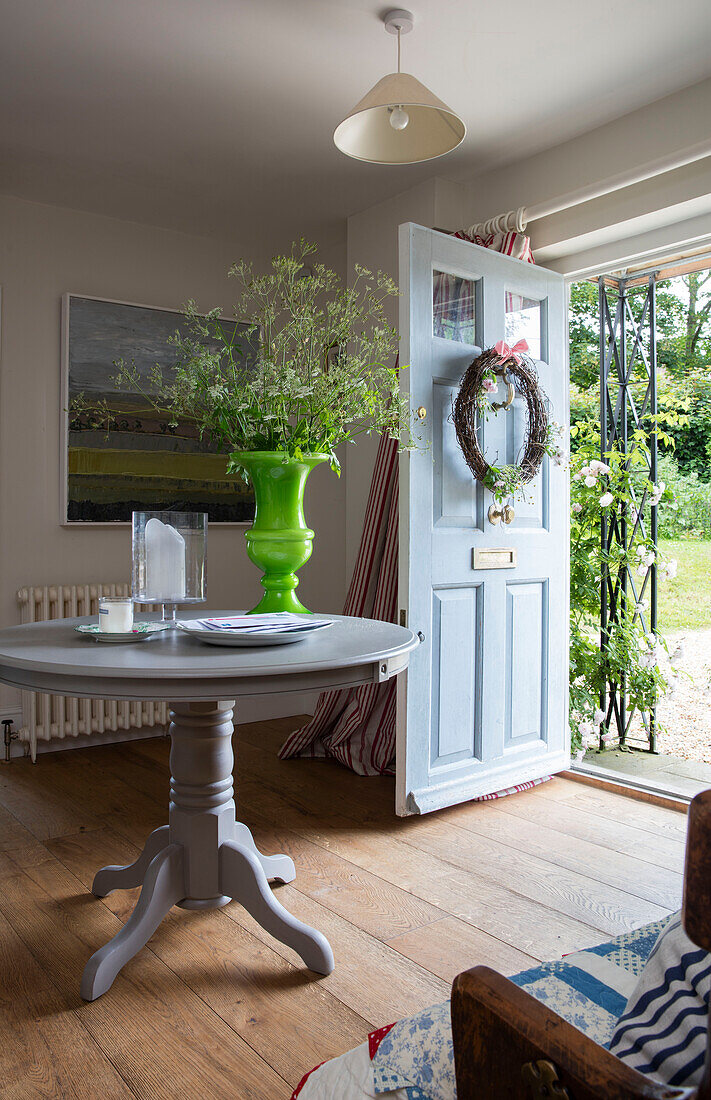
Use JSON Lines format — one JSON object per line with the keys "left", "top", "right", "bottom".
{"left": 455, "top": 228, "right": 534, "bottom": 264}
{"left": 279, "top": 433, "right": 400, "bottom": 775}
{"left": 280, "top": 229, "right": 536, "bottom": 776}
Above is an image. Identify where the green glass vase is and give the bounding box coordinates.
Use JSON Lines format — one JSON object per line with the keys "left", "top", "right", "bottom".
{"left": 234, "top": 450, "right": 328, "bottom": 615}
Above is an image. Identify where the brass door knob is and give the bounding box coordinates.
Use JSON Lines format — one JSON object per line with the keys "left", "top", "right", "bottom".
{"left": 488, "top": 503, "right": 515, "bottom": 525}
{"left": 415, "top": 406, "right": 427, "bottom": 420}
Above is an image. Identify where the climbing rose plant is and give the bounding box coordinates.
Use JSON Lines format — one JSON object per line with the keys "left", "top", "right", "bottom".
{"left": 569, "top": 419, "right": 679, "bottom": 755}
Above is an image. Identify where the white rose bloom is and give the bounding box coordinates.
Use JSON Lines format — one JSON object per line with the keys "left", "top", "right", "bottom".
{"left": 636, "top": 545, "right": 647, "bottom": 557}
{"left": 584, "top": 476, "right": 596, "bottom": 488}
{"left": 665, "top": 559, "right": 678, "bottom": 579}
{"left": 593, "top": 708, "right": 606, "bottom": 725}
{"left": 599, "top": 492, "right": 613, "bottom": 506}
{"left": 572, "top": 502, "right": 582, "bottom": 513}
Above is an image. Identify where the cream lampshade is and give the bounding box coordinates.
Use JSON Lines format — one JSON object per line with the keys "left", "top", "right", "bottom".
{"left": 334, "top": 9, "right": 466, "bottom": 166}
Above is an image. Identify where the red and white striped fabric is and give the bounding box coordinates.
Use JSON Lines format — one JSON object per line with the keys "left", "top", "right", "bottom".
{"left": 279, "top": 433, "right": 400, "bottom": 775}
{"left": 453, "top": 228, "right": 534, "bottom": 264}
{"left": 280, "top": 228, "right": 536, "bottom": 776}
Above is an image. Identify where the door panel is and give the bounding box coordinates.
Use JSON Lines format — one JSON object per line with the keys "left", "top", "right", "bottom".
{"left": 504, "top": 580, "right": 548, "bottom": 749}
{"left": 432, "top": 380, "right": 479, "bottom": 528}
{"left": 430, "top": 585, "right": 480, "bottom": 768}
{"left": 397, "top": 223, "right": 569, "bottom": 816}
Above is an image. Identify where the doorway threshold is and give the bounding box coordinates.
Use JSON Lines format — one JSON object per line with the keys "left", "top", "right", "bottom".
{"left": 570, "top": 748, "right": 711, "bottom": 805}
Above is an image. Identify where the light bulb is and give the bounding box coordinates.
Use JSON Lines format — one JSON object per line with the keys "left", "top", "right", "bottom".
{"left": 389, "top": 105, "right": 409, "bottom": 131}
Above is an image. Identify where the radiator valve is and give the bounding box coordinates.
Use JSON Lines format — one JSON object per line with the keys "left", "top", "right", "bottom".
{"left": 1, "top": 719, "right": 18, "bottom": 765}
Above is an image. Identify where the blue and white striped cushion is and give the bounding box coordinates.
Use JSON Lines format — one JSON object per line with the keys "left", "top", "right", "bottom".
{"left": 609, "top": 914, "right": 711, "bottom": 1088}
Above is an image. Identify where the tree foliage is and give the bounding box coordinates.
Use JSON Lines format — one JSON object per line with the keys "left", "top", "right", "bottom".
{"left": 569, "top": 274, "right": 711, "bottom": 481}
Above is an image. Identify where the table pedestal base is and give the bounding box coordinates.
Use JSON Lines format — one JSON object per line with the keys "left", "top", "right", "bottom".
{"left": 80, "top": 700, "right": 334, "bottom": 1002}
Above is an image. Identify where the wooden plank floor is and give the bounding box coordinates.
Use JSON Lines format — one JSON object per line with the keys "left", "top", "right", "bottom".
{"left": 0, "top": 717, "right": 688, "bottom": 1099}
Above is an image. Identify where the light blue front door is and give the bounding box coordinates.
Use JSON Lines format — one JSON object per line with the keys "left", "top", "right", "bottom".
{"left": 396, "top": 224, "right": 569, "bottom": 816}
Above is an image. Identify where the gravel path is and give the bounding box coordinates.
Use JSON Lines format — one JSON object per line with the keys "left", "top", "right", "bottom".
{"left": 653, "top": 630, "right": 711, "bottom": 764}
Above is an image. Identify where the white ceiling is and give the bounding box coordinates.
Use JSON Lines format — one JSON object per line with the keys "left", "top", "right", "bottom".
{"left": 1, "top": 0, "right": 711, "bottom": 250}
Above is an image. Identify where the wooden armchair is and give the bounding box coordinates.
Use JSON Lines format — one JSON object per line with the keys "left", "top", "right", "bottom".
{"left": 452, "top": 789, "right": 711, "bottom": 1100}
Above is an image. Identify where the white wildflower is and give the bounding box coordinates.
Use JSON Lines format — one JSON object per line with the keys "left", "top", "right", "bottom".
{"left": 599, "top": 492, "right": 613, "bottom": 507}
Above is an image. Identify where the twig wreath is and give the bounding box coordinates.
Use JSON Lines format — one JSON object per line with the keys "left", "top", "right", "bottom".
{"left": 453, "top": 340, "right": 564, "bottom": 504}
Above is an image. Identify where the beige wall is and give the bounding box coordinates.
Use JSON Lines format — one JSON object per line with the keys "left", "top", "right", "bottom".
{"left": 0, "top": 194, "right": 347, "bottom": 720}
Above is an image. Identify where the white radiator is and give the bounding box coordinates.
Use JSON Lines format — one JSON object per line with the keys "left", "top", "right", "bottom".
{"left": 16, "top": 584, "right": 169, "bottom": 761}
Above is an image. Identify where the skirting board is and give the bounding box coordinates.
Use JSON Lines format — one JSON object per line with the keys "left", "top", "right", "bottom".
{"left": 1, "top": 691, "right": 319, "bottom": 761}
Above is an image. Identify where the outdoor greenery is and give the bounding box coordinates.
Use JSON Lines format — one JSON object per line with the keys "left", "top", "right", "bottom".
{"left": 568, "top": 271, "right": 711, "bottom": 753}
{"left": 568, "top": 418, "right": 676, "bottom": 753}
{"left": 657, "top": 538, "right": 711, "bottom": 632}
{"left": 79, "top": 240, "right": 414, "bottom": 479}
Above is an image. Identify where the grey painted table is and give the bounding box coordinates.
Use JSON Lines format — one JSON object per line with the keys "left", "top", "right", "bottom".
{"left": 0, "top": 612, "right": 418, "bottom": 1000}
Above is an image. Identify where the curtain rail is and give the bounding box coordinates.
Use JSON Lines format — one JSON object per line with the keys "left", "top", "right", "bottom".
{"left": 466, "top": 141, "right": 711, "bottom": 239}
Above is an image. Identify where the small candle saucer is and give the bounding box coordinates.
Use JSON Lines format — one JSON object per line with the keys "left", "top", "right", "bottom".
{"left": 75, "top": 622, "right": 172, "bottom": 644}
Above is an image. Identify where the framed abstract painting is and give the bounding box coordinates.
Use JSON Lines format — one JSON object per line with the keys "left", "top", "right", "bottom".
{"left": 61, "top": 294, "right": 257, "bottom": 524}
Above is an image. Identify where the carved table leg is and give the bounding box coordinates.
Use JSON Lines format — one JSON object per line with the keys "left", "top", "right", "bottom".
{"left": 82, "top": 698, "right": 334, "bottom": 999}
{"left": 81, "top": 843, "right": 184, "bottom": 1001}
{"left": 232, "top": 821, "right": 296, "bottom": 884}
{"left": 91, "top": 825, "right": 170, "bottom": 897}
{"left": 219, "top": 841, "right": 334, "bottom": 974}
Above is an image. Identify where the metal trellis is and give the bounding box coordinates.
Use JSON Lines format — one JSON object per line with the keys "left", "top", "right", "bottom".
{"left": 598, "top": 273, "right": 659, "bottom": 751}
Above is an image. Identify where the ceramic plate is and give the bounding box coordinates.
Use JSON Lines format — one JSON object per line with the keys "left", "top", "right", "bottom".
{"left": 75, "top": 621, "right": 172, "bottom": 643}
{"left": 176, "top": 620, "right": 333, "bottom": 647}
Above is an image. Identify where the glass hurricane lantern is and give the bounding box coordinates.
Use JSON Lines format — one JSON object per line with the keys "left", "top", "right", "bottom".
{"left": 132, "top": 511, "right": 207, "bottom": 623}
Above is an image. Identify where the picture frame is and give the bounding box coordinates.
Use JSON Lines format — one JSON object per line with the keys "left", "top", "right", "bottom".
{"left": 60, "top": 294, "right": 256, "bottom": 525}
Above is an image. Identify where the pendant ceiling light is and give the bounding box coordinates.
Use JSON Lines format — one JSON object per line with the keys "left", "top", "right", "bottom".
{"left": 334, "top": 9, "right": 466, "bottom": 166}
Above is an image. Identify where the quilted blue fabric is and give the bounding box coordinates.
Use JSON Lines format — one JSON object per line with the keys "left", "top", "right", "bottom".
{"left": 371, "top": 916, "right": 674, "bottom": 1100}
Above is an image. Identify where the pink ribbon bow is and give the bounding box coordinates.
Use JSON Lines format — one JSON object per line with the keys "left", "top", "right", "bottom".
{"left": 493, "top": 338, "right": 528, "bottom": 364}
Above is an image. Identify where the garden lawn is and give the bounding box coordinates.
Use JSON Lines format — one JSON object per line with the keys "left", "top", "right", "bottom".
{"left": 658, "top": 539, "right": 711, "bottom": 632}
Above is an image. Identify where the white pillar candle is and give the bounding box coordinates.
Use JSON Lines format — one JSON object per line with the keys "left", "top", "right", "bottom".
{"left": 99, "top": 596, "right": 134, "bottom": 633}
{"left": 144, "top": 517, "right": 186, "bottom": 601}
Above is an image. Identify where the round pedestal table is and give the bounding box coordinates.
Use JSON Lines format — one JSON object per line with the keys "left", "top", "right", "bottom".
{"left": 0, "top": 612, "right": 417, "bottom": 1001}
